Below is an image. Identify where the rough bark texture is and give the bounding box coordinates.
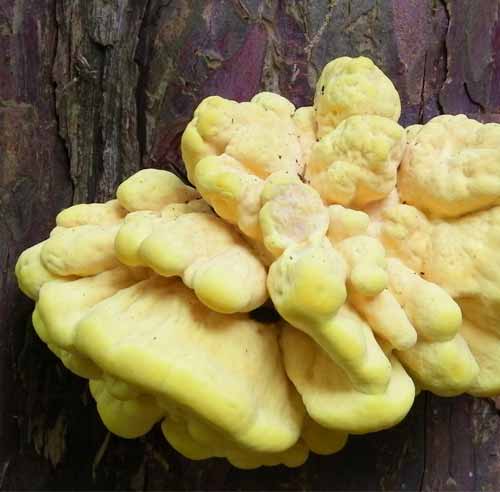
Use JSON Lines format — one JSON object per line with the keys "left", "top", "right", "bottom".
{"left": 1, "top": 0, "right": 500, "bottom": 490}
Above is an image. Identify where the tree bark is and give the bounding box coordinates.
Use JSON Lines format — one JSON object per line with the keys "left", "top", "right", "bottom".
{"left": 1, "top": 1, "right": 500, "bottom": 490}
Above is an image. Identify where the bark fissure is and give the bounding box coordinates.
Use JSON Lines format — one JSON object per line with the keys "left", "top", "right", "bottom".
{"left": 436, "top": 0, "right": 450, "bottom": 115}
{"left": 463, "top": 81, "right": 484, "bottom": 112}
{"left": 418, "top": 51, "right": 428, "bottom": 123}
{"left": 134, "top": 0, "right": 153, "bottom": 169}
{"left": 418, "top": 393, "right": 427, "bottom": 492}
{"left": 304, "top": 0, "right": 335, "bottom": 60}
{"left": 51, "top": 0, "right": 74, "bottom": 200}
{"left": 0, "top": 461, "right": 9, "bottom": 490}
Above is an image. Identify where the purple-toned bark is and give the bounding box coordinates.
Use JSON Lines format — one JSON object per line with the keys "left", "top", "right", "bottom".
{"left": 1, "top": 0, "right": 500, "bottom": 490}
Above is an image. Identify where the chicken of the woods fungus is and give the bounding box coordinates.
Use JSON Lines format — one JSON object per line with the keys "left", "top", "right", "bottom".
{"left": 16, "top": 56, "right": 500, "bottom": 468}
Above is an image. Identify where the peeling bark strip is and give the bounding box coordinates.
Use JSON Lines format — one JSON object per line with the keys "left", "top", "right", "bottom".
{"left": 53, "top": 0, "right": 149, "bottom": 202}
{"left": 1, "top": 0, "right": 500, "bottom": 490}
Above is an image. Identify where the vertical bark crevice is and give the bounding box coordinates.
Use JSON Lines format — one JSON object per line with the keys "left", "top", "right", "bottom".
{"left": 418, "top": 51, "right": 428, "bottom": 123}
{"left": 51, "top": 0, "right": 74, "bottom": 200}
{"left": 463, "top": 80, "right": 484, "bottom": 112}
{"left": 418, "top": 393, "right": 428, "bottom": 492}
{"left": 437, "top": 0, "right": 450, "bottom": 114}
{"left": 134, "top": 0, "right": 153, "bottom": 169}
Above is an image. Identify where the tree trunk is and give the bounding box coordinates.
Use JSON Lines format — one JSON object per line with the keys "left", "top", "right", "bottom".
{"left": 1, "top": 1, "right": 500, "bottom": 490}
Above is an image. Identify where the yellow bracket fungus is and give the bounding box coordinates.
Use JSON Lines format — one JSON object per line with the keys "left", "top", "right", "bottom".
{"left": 14, "top": 55, "right": 500, "bottom": 469}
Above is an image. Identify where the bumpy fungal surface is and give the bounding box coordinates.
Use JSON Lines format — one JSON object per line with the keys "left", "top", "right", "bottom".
{"left": 15, "top": 56, "right": 500, "bottom": 469}
{"left": 313, "top": 56, "right": 401, "bottom": 137}
{"left": 398, "top": 115, "right": 500, "bottom": 218}
{"left": 114, "top": 177, "right": 268, "bottom": 314}
{"left": 306, "top": 115, "right": 406, "bottom": 207}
